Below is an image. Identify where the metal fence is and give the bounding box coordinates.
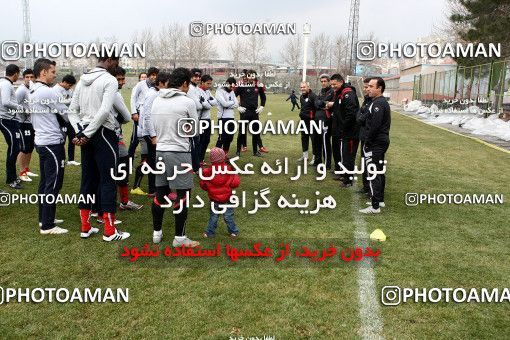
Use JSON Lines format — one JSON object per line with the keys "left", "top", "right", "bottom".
{"left": 413, "top": 59, "right": 510, "bottom": 114}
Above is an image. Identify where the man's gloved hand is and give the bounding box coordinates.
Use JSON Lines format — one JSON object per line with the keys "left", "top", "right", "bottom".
{"left": 73, "top": 132, "right": 89, "bottom": 145}
{"left": 255, "top": 106, "right": 264, "bottom": 114}
{"left": 238, "top": 106, "right": 246, "bottom": 114}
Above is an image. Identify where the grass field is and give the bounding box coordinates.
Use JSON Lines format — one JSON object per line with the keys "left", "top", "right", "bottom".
{"left": 0, "top": 91, "right": 509, "bottom": 339}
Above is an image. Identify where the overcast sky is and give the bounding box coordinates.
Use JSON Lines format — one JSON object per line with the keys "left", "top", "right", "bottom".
{"left": 0, "top": 0, "right": 449, "bottom": 63}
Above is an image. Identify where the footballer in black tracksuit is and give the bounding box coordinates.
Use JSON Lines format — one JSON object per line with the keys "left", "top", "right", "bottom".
{"left": 314, "top": 86, "right": 334, "bottom": 167}
{"left": 299, "top": 89, "right": 318, "bottom": 156}
{"left": 235, "top": 81, "right": 266, "bottom": 155}
{"left": 361, "top": 95, "right": 391, "bottom": 209}
{"left": 286, "top": 92, "right": 300, "bottom": 111}
{"left": 331, "top": 83, "right": 360, "bottom": 185}
{"left": 357, "top": 95, "right": 372, "bottom": 194}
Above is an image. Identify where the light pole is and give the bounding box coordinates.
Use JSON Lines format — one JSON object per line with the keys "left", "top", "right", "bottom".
{"left": 302, "top": 23, "right": 311, "bottom": 82}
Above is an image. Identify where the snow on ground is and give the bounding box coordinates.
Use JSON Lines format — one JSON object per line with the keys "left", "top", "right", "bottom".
{"left": 403, "top": 100, "right": 510, "bottom": 141}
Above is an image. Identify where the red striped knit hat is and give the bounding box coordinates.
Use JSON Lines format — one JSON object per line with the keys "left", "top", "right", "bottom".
{"left": 209, "top": 147, "right": 225, "bottom": 164}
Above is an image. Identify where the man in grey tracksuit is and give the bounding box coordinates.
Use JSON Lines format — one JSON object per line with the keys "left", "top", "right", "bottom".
{"left": 68, "top": 55, "right": 130, "bottom": 242}
{"left": 215, "top": 77, "right": 238, "bottom": 153}
{"left": 91, "top": 66, "right": 139, "bottom": 216}
{"left": 187, "top": 68, "right": 203, "bottom": 171}
{"left": 15, "top": 68, "right": 37, "bottom": 182}
{"left": 128, "top": 67, "right": 159, "bottom": 158}
{"left": 138, "top": 72, "right": 170, "bottom": 195}
{"left": 197, "top": 74, "right": 217, "bottom": 163}
{"left": 151, "top": 67, "right": 199, "bottom": 247}
{"left": 53, "top": 74, "right": 78, "bottom": 165}
{"left": 29, "top": 58, "right": 69, "bottom": 234}
{"left": 0, "top": 64, "right": 23, "bottom": 188}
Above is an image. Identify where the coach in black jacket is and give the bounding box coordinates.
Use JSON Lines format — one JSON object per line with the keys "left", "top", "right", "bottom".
{"left": 298, "top": 81, "right": 317, "bottom": 162}
{"left": 328, "top": 74, "right": 360, "bottom": 187}
{"left": 235, "top": 70, "right": 267, "bottom": 157}
{"left": 359, "top": 77, "right": 391, "bottom": 214}
{"left": 357, "top": 77, "right": 372, "bottom": 195}
{"left": 314, "top": 74, "right": 335, "bottom": 167}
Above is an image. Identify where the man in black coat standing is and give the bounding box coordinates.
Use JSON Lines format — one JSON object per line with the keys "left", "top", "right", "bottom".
{"left": 314, "top": 74, "right": 335, "bottom": 168}
{"left": 357, "top": 77, "right": 372, "bottom": 196}
{"left": 327, "top": 74, "right": 360, "bottom": 188}
{"left": 297, "top": 81, "right": 317, "bottom": 163}
{"left": 358, "top": 77, "right": 391, "bottom": 214}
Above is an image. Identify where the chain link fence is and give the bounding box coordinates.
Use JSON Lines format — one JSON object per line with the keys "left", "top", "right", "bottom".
{"left": 413, "top": 59, "right": 510, "bottom": 115}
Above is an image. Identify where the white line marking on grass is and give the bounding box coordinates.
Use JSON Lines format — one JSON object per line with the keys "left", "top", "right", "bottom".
{"left": 353, "top": 193, "right": 384, "bottom": 340}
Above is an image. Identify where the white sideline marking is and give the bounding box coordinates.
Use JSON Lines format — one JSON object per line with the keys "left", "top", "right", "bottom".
{"left": 353, "top": 193, "right": 384, "bottom": 339}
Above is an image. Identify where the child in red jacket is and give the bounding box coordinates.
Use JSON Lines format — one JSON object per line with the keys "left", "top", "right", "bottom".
{"left": 200, "top": 147, "right": 240, "bottom": 238}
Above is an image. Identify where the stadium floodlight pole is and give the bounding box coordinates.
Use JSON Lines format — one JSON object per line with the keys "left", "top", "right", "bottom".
{"left": 22, "top": 0, "right": 33, "bottom": 69}
{"left": 302, "top": 23, "right": 311, "bottom": 82}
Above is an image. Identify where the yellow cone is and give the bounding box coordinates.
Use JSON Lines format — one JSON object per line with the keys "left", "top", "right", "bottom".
{"left": 370, "top": 229, "right": 386, "bottom": 242}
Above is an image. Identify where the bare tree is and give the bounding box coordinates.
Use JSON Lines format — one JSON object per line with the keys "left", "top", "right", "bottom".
{"left": 228, "top": 37, "right": 246, "bottom": 73}
{"left": 182, "top": 36, "right": 218, "bottom": 68}
{"left": 332, "top": 34, "right": 349, "bottom": 74}
{"left": 435, "top": 0, "right": 465, "bottom": 42}
{"left": 245, "top": 35, "right": 269, "bottom": 72}
{"left": 154, "top": 27, "right": 170, "bottom": 69}
{"left": 280, "top": 35, "right": 302, "bottom": 70}
{"left": 131, "top": 28, "right": 155, "bottom": 69}
{"left": 157, "top": 23, "right": 185, "bottom": 70}
{"left": 310, "top": 32, "right": 331, "bottom": 85}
